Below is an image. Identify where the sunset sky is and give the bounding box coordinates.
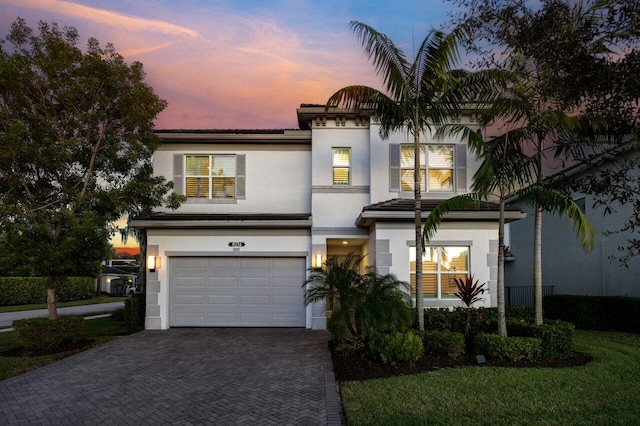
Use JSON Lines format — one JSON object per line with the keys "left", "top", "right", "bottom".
{"left": 0, "top": 0, "right": 458, "bottom": 130}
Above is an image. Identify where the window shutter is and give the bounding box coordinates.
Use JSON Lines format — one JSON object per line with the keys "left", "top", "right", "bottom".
{"left": 236, "top": 154, "right": 246, "bottom": 199}
{"left": 455, "top": 144, "right": 467, "bottom": 192}
{"left": 173, "top": 154, "right": 184, "bottom": 196}
{"left": 389, "top": 144, "right": 400, "bottom": 192}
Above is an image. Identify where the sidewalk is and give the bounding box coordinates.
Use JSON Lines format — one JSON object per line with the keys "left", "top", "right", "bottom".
{"left": 0, "top": 301, "right": 125, "bottom": 328}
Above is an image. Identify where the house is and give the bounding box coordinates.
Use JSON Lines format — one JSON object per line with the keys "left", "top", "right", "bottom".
{"left": 130, "top": 104, "right": 525, "bottom": 330}
{"left": 505, "top": 146, "right": 640, "bottom": 299}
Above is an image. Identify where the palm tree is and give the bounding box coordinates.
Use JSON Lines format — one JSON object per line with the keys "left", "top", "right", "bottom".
{"left": 423, "top": 129, "right": 536, "bottom": 336}
{"left": 327, "top": 21, "right": 470, "bottom": 330}
{"left": 487, "top": 54, "right": 597, "bottom": 325}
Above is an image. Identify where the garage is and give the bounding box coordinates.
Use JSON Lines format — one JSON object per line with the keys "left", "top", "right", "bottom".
{"left": 169, "top": 257, "right": 306, "bottom": 327}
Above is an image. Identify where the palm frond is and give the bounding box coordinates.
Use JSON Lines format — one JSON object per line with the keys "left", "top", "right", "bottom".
{"left": 517, "top": 186, "right": 595, "bottom": 251}
{"left": 350, "top": 21, "right": 409, "bottom": 99}
{"left": 423, "top": 193, "right": 486, "bottom": 246}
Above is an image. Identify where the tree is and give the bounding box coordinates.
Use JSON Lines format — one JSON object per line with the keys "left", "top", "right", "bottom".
{"left": 327, "top": 21, "right": 470, "bottom": 330}
{"left": 449, "top": 0, "right": 609, "bottom": 324}
{"left": 0, "top": 19, "right": 181, "bottom": 320}
{"left": 424, "top": 126, "right": 536, "bottom": 336}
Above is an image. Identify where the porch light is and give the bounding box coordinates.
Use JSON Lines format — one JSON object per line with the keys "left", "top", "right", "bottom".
{"left": 147, "top": 255, "right": 158, "bottom": 272}
{"left": 315, "top": 254, "right": 323, "bottom": 268}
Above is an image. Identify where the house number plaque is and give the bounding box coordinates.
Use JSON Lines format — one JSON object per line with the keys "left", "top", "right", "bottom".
{"left": 228, "top": 242, "right": 246, "bottom": 247}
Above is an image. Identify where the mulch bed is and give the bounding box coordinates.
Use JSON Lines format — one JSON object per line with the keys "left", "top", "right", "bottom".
{"left": 331, "top": 349, "right": 594, "bottom": 382}
{"left": 1, "top": 340, "right": 96, "bottom": 357}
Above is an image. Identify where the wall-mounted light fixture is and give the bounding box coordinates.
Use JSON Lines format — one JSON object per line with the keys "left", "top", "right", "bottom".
{"left": 315, "top": 254, "right": 323, "bottom": 268}
{"left": 147, "top": 255, "right": 158, "bottom": 272}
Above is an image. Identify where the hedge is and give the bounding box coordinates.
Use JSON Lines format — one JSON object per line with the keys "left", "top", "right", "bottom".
{"left": 13, "top": 316, "right": 85, "bottom": 350}
{"left": 544, "top": 294, "right": 640, "bottom": 333}
{"left": 124, "top": 293, "right": 146, "bottom": 332}
{"left": 420, "top": 330, "right": 465, "bottom": 358}
{"left": 474, "top": 333, "right": 541, "bottom": 362}
{"left": 507, "top": 319, "right": 574, "bottom": 358}
{"left": 0, "top": 277, "right": 95, "bottom": 306}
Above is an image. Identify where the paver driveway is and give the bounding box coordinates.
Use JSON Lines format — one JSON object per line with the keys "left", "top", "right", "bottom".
{"left": 0, "top": 328, "right": 343, "bottom": 425}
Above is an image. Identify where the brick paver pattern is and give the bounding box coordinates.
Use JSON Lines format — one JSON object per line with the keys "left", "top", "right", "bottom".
{"left": 0, "top": 328, "right": 343, "bottom": 425}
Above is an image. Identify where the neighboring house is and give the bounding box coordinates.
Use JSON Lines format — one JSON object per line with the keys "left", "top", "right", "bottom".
{"left": 505, "top": 147, "right": 640, "bottom": 299}
{"left": 130, "top": 105, "right": 525, "bottom": 330}
{"left": 98, "top": 262, "right": 140, "bottom": 294}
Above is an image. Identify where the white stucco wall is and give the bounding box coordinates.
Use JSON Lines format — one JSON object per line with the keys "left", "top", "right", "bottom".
{"left": 153, "top": 143, "right": 311, "bottom": 214}
{"left": 374, "top": 221, "right": 499, "bottom": 309}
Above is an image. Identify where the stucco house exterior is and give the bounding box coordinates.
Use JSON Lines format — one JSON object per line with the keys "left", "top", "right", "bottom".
{"left": 505, "top": 147, "right": 640, "bottom": 299}
{"left": 130, "top": 104, "right": 525, "bottom": 330}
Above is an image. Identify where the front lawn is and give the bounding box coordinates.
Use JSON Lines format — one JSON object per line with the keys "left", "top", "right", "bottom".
{"left": 0, "top": 316, "right": 131, "bottom": 381}
{"left": 340, "top": 330, "right": 640, "bottom": 425}
{"left": 0, "top": 296, "right": 127, "bottom": 314}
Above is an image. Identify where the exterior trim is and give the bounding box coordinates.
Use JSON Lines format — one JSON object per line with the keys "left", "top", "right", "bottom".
{"left": 311, "top": 228, "right": 369, "bottom": 236}
{"left": 165, "top": 251, "right": 309, "bottom": 257}
{"left": 312, "top": 185, "right": 369, "bottom": 194}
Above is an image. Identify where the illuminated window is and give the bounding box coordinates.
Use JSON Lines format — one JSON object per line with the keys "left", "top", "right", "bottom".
{"left": 400, "top": 145, "right": 453, "bottom": 192}
{"left": 410, "top": 246, "right": 469, "bottom": 298}
{"left": 185, "top": 154, "right": 236, "bottom": 199}
{"left": 332, "top": 147, "right": 351, "bottom": 185}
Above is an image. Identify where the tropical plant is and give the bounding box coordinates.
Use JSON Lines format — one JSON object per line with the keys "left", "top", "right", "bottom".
{"left": 327, "top": 21, "right": 472, "bottom": 330}
{"left": 453, "top": 275, "right": 486, "bottom": 340}
{"left": 448, "top": 0, "right": 610, "bottom": 326}
{"left": 303, "top": 253, "right": 413, "bottom": 339}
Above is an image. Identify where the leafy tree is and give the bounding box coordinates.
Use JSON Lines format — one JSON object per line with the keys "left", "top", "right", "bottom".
{"left": 327, "top": 21, "right": 471, "bottom": 330}
{"left": 0, "top": 19, "right": 181, "bottom": 319}
{"left": 449, "top": 0, "right": 610, "bottom": 324}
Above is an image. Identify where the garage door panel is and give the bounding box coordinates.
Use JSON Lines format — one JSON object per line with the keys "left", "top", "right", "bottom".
{"left": 170, "top": 257, "right": 305, "bottom": 327}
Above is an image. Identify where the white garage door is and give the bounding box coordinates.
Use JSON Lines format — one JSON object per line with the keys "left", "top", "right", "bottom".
{"left": 170, "top": 257, "right": 306, "bottom": 327}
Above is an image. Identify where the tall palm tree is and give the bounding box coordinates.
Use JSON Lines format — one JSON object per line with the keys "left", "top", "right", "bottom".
{"left": 423, "top": 129, "right": 536, "bottom": 336}
{"left": 327, "top": 21, "right": 470, "bottom": 330}
{"left": 488, "top": 54, "right": 597, "bottom": 325}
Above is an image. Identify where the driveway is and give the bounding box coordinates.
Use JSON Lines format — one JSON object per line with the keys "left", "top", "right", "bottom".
{"left": 0, "top": 328, "right": 343, "bottom": 425}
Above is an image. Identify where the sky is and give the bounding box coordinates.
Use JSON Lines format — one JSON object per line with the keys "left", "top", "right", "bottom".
{"left": 0, "top": 0, "right": 458, "bottom": 130}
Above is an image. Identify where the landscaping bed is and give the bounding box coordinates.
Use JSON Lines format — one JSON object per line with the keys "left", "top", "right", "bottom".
{"left": 331, "top": 347, "right": 593, "bottom": 382}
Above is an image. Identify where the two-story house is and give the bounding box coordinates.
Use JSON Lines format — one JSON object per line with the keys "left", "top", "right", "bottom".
{"left": 130, "top": 104, "right": 525, "bottom": 330}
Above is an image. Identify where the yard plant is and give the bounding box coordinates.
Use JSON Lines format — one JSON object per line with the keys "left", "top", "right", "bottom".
{"left": 340, "top": 330, "right": 640, "bottom": 425}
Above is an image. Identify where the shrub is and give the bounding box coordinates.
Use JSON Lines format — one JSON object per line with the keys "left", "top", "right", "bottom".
{"left": 13, "top": 316, "right": 85, "bottom": 351}
{"left": 474, "top": 333, "right": 541, "bottom": 362}
{"left": 124, "top": 293, "right": 146, "bottom": 332}
{"left": 544, "top": 295, "right": 640, "bottom": 333}
{"left": 332, "top": 336, "right": 366, "bottom": 356}
{"left": 369, "top": 332, "right": 424, "bottom": 365}
{"left": 423, "top": 308, "right": 453, "bottom": 331}
{"left": 508, "top": 319, "right": 574, "bottom": 358}
{"left": 420, "top": 330, "right": 465, "bottom": 358}
{"left": 305, "top": 254, "right": 413, "bottom": 339}
{"left": 0, "top": 277, "right": 95, "bottom": 306}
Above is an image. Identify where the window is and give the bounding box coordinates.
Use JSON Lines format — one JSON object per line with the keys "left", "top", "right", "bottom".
{"left": 332, "top": 147, "right": 351, "bottom": 185}
{"left": 185, "top": 154, "right": 237, "bottom": 199}
{"left": 400, "top": 145, "right": 454, "bottom": 192}
{"left": 410, "top": 246, "right": 469, "bottom": 298}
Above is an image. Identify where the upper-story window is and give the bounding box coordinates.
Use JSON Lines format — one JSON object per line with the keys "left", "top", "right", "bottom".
{"left": 400, "top": 145, "right": 453, "bottom": 192}
{"left": 185, "top": 154, "right": 237, "bottom": 199}
{"left": 332, "top": 147, "right": 351, "bottom": 185}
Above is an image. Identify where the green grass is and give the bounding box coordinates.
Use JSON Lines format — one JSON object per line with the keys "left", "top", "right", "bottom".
{"left": 0, "top": 296, "right": 127, "bottom": 314}
{"left": 340, "top": 330, "right": 640, "bottom": 425}
{"left": 0, "top": 316, "right": 130, "bottom": 381}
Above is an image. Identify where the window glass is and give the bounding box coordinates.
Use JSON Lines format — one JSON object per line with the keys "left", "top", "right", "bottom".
{"left": 400, "top": 144, "right": 452, "bottom": 192}
{"left": 332, "top": 148, "right": 351, "bottom": 185}
{"left": 185, "top": 154, "right": 237, "bottom": 199}
{"left": 410, "top": 246, "right": 470, "bottom": 298}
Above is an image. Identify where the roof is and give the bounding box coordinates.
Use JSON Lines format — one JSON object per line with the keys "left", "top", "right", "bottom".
{"left": 129, "top": 213, "right": 313, "bottom": 229}
{"left": 356, "top": 198, "right": 525, "bottom": 227}
{"left": 154, "top": 129, "right": 311, "bottom": 144}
